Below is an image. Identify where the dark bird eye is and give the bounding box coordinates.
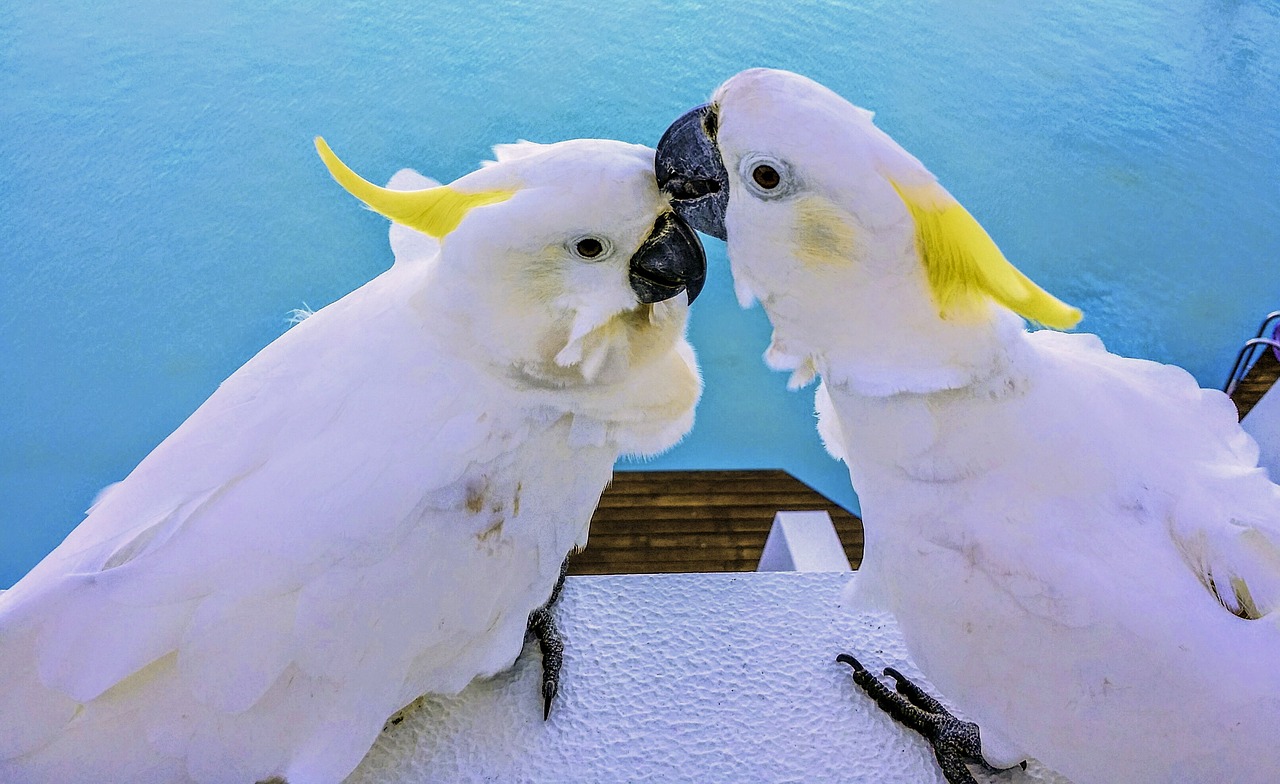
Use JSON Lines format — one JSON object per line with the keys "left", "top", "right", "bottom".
{"left": 575, "top": 237, "right": 604, "bottom": 259}
{"left": 752, "top": 164, "right": 781, "bottom": 190}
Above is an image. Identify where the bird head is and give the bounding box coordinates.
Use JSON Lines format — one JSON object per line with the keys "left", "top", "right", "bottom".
{"left": 655, "top": 68, "right": 1079, "bottom": 393}
{"left": 317, "top": 137, "right": 706, "bottom": 387}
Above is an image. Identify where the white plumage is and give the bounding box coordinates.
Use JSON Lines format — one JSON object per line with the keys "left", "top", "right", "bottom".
{"left": 0, "top": 140, "right": 701, "bottom": 784}
{"left": 670, "top": 68, "right": 1280, "bottom": 783}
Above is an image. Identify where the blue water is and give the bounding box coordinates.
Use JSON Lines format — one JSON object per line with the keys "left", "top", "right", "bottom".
{"left": 2, "top": 0, "right": 1278, "bottom": 587}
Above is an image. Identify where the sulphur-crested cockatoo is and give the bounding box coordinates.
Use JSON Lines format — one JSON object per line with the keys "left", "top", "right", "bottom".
{"left": 0, "top": 138, "right": 704, "bottom": 784}
{"left": 655, "top": 67, "right": 1280, "bottom": 784}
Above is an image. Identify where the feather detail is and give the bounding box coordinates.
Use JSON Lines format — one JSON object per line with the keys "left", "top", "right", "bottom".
{"left": 386, "top": 168, "right": 443, "bottom": 266}
{"left": 733, "top": 276, "right": 758, "bottom": 309}
{"left": 486, "top": 140, "right": 551, "bottom": 165}
{"left": 888, "top": 178, "right": 1082, "bottom": 330}
{"left": 316, "top": 137, "right": 515, "bottom": 239}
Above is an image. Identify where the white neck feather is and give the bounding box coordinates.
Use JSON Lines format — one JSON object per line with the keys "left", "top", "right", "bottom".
{"left": 741, "top": 237, "right": 1027, "bottom": 398}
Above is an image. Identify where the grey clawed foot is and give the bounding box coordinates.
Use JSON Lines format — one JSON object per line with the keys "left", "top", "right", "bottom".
{"left": 837, "top": 653, "right": 1014, "bottom": 784}
{"left": 527, "top": 606, "right": 563, "bottom": 720}
{"left": 527, "top": 557, "right": 570, "bottom": 721}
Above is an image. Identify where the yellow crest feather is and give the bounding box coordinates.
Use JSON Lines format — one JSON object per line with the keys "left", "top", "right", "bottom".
{"left": 315, "top": 137, "right": 515, "bottom": 239}
{"left": 890, "top": 179, "right": 1082, "bottom": 330}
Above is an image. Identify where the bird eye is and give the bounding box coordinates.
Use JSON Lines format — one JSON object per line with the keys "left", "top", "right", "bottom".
{"left": 571, "top": 236, "right": 610, "bottom": 261}
{"left": 739, "top": 154, "right": 792, "bottom": 199}
{"left": 752, "top": 164, "right": 780, "bottom": 190}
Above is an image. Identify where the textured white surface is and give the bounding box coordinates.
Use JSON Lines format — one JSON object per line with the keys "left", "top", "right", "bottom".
{"left": 346, "top": 573, "right": 1070, "bottom": 783}
{"left": 758, "top": 511, "right": 853, "bottom": 572}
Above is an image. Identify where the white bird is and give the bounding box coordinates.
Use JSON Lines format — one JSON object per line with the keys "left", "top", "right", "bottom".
{"left": 0, "top": 137, "right": 704, "bottom": 784}
{"left": 655, "top": 67, "right": 1280, "bottom": 784}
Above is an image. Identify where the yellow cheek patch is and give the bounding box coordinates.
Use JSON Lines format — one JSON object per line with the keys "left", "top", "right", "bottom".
{"left": 316, "top": 137, "right": 515, "bottom": 239}
{"left": 520, "top": 246, "right": 568, "bottom": 306}
{"left": 793, "top": 195, "right": 857, "bottom": 267}
{"left": 890, "top": 178, "right": 1082, "bottom": 330}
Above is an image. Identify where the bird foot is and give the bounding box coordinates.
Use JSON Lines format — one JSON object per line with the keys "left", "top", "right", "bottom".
{"left": 527, "top": 557, "right": 570, "bottom": 720}
{"left": 837, "top": 653, "right": 1021, "bottom": 784}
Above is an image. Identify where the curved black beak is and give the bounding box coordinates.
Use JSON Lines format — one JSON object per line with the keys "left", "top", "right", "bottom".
{"left": 655, "top": 104, "right": 729, "bottom": 241}
{"left": 629, "top": 211, "right": 706, "bottom": 305}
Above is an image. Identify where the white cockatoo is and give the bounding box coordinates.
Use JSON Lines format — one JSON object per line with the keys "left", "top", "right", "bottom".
{"left": 0, "top": 137, "right": 704, "bottom": 784}
{"left": 655, "top": 68, "right": 1280, "bottom": 784}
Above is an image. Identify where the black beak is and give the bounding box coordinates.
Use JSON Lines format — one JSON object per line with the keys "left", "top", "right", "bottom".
{"left": 629, "top": 211, "right": 706, "bottom": 305}
{"left": 655, "top": 103, "right": 729, "bottom": 241}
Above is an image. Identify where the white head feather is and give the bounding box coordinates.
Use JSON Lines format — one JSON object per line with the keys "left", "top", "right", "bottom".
{"left": 708, "top": 68, "right": 1078, "bottom": 395}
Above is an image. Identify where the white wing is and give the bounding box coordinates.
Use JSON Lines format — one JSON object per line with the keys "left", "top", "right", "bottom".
{"left": 0, "top": 259, "right": 583, "bottom": 780}
{"left": 1029, "top": 330, "right": 1280, "bottom": 622}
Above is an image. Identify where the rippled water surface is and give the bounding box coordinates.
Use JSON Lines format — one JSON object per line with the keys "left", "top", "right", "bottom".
{"left": 2, "top": 0, "right": 1278, "bottom": 585}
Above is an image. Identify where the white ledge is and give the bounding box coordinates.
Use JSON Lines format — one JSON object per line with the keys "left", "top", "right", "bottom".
{"left": 758, "top": 511, "right": 854, "bottom": 572}
{"left": 346, "top": 573, "right": 1070, "bottom": 783}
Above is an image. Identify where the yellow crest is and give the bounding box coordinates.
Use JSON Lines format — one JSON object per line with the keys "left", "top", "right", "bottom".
{"left": 315, "top": 137, "right": 515, "bottom": 239}
{"left": 890, "top": 179, "right": 1082, "bottom": 330}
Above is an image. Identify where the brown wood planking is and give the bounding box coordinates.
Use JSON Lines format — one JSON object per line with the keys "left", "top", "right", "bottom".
{"left": 603, "top": 468, "right": 795, "bottom": 484}
{"left": 572, "top": 546, "right": 765, "bottom": 565}
{"left": 569, "top": 469, "right": 863, "bottom": 575}
{"left": 588, "top": 506, "right": 838, "bottom": 522}
{"left": 569, "top": 543, "right": 863, "bottom": 573}
{"left": 597, "top": 493, "right": 835, "bottom": 508}
{"left": 581, "top": 534, "right": 772, "bottom": 552}
{"left": 573, "top": 550, "right": 762, "bottom": 568}
{"left": 569, "top": 560, "right": 764, "bottom": 575}
{"left": 1231, "top": 349, "right": 1280, "bottom": 420}
{"left": 580, "top": 518, "right": 845, "bottom": 536}
{"left": 581, "top": 528, "right": 863, "bottom": 551}
{"left": 600, "top": 485, "right": 809, "bottom": 498}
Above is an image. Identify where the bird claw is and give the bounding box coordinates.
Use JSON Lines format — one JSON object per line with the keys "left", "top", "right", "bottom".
{"left": 527, "top": 605, "right": 564, "bottom": 721}
{"left": 527, "top": 557, "right": 570, "bottom": 721}
{"left": 542, "top": 678, "right": 558, "bottom": 721}
{"left": 838, "top": 653, "right": 1015, "bottom": 784}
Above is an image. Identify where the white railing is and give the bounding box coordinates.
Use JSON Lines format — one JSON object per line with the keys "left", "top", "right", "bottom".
{"left": 1223, "top": 310, "right": 1280, "bottom": 396}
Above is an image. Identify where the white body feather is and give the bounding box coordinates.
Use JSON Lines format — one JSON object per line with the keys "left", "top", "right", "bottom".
{"left": 0, "top": 148, "right": 700, "bottom": 784}
{"left": 819, "top": 324, "right": 1280, "bottom": 782}
{"left": 708, "top": 69, "right": 1280, "bottom": 783}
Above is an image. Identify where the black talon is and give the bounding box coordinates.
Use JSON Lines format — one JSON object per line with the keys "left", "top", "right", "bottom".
{"left": 542, "top": 673, "right": 558, "bottom": 721}
{"left": 838, "top": 652, "right": 1021, "bottom": 784}
{"left": 527, "top": 557, "right": 570, "bottom": 721}
{"left": 836, "top": 653, "right": 863, "bottom": 670}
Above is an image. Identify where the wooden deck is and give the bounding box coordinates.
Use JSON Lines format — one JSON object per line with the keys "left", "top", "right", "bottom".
{"left": 569, "top": 469, "right": 863, "bottom": 575}
{"left": 1231, "top": 347, "right": 1280, "bottom": 420}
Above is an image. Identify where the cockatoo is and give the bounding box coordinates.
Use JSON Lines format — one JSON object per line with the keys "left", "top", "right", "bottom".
{"left": 655, "top": 67, "right": 1280, "bottom": 784}
{"left": 0, "top": 137, "right": 704, "bottom": 784}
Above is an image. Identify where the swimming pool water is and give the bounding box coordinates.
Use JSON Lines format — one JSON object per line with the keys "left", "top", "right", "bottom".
{"left": 2, "top": 0, "right": 1278, "bottom": 586}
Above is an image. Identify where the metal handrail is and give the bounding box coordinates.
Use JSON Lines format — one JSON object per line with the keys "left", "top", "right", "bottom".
{"left": 1223, "top": 310, "right": 1280, "bottom": 395}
